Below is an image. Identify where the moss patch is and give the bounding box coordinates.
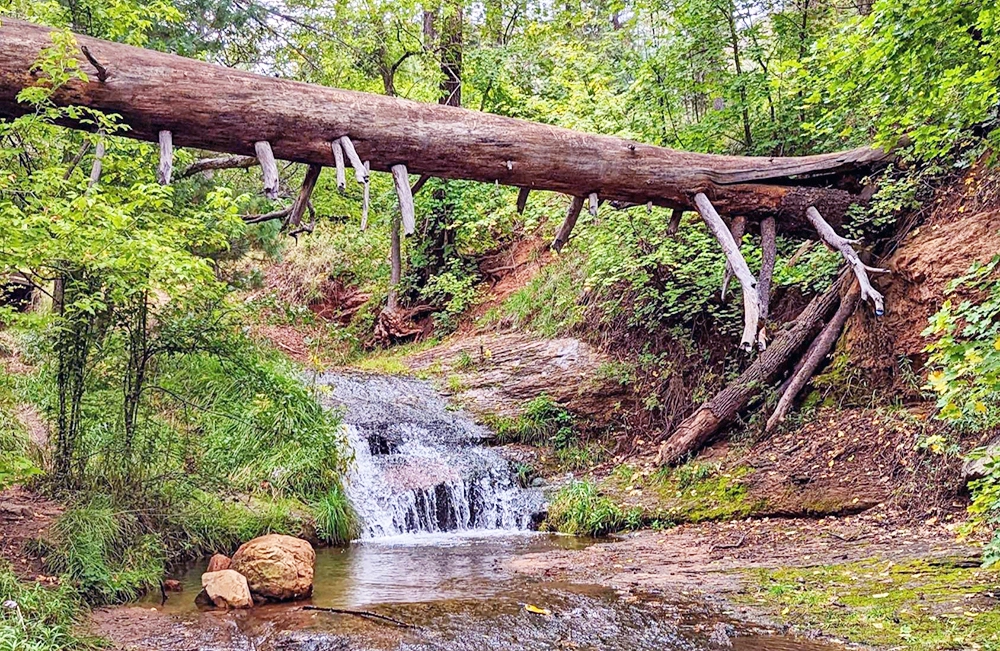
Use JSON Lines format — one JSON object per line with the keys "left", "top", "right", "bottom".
{"left": 739, "top": 557, "right": 1000, "bottom": 650}
{"left": 604, "top": 462, "right": 767, "bottom": 525}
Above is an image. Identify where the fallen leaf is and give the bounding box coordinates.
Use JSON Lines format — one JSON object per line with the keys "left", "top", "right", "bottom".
{"left": 524, "top": 604, "right": 552, "bottom": 616}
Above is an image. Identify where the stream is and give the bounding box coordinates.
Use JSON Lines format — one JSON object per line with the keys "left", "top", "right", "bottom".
{"left": 140, "top": 372, "right": 843, "bottom": 651}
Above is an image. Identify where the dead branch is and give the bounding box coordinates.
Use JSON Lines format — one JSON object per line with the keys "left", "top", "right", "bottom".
{"left": 667, "top": 208, "right": 683, "bottom": 236}
{"left": 552, "top": 196, "right": 585, "bottom": 253}
{"left": 80, "top": 45, "right": 108, "bottom": 81}
{"left": 657, "top": 273, "right": 850, "bottom": 465}
{"left": 302, "top": 606, "right": 420, "bottom": 629}
{"left": 694, "top": 193, "right": 760, "bottom": 351}
{"left": 287, "top": 164, "right": 321, "bottom": 227}
{"left": 392, "top": 164, "right": 416, "bottom": 235}
{"left": 254, "top": 141, "right": 279, "bottom": 199}
{"left": 516, "top": 187, "right": 530, "bottom": 214}
{"left": 179, "top": 155, "right": 258, "bottom": 178}
{"left": 806, "top": 206, "right": 885, "bottom": 315}
{"left": 721, "top": 215, "right": 746, "bottom": 302}
{"left": 766, "top": 282, "right": 860, "bottom": 431}
{"left": 339, "top": 136, "right": 367, "bottom": 184}
{"left": 331, "top": 139, "right": 346, "bottom": 191}
{"left": 157, "top": 130, "right": 172, "bottom": 185}
{"left": 758, "top": 216, "right": 777, "bottom": 335}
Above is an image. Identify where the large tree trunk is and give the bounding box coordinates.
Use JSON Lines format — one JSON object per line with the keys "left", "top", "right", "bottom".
{"left": 0, "top": 19, "right": 896, "bottom": 235}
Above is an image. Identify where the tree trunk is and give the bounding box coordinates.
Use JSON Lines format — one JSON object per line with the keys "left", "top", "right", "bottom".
{"left": 0, "top": 19, "right": 897, "bottom": 235}
{"left": 656, "top": 273, "right": 850, "bottom": 465}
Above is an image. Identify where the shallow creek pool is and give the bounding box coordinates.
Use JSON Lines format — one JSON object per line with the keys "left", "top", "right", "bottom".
{"left": 142, "top": 531, "right": 842, "bottom": 651}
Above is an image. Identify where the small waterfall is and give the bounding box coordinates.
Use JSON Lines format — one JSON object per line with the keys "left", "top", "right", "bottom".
{"left": 318, "top": 372, "right": 545, "bottom": 539}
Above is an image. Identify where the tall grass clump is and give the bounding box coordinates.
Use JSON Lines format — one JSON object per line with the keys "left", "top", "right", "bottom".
{"left": 546, "top": 480, "right": 640, "bottom": 536}
{"left": 41, "top": 495, "right": 165, "bottom": 604}
{"left": 312, "top": 484, "right": 360, "bottom": 544}
{"left": 485, "top": 394, "right": 576, "bottom": 448}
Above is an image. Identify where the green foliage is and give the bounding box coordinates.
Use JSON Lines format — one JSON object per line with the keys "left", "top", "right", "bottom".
{"left": 924, "top": 255, "right": 1000, "bottom": 566}
{"left": 924, "top": 255, "right": 1000, "bottom": 427}
{"left": 485, "top": 394, "right": 576, "bottom": 448}
{"left": 483, "top": 254, "right": 586, "bottom": 337}
{"left": 546, "top": 480, "right": 641, "bottom": 536}
{"left": 44, "top": 495, "right": 165, "bottom": 604}
{"left": 0, "top": 562, "right": 98, "bottom": 651}
{"left": 312, "top": 485, "right": 360, "bottom": 545}
{"left": 806, "top": 0, "right": 1000, "bottom": 160}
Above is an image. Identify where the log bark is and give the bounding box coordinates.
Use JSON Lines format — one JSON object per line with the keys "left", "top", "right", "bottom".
{"left": 766, "top": 282, "right": 860, "bottom": 432}
{"left": 0, "top": 19, "right": 897, "bottom": 234}
{"left": 552, "top": 196, "right": 585, "bottom": 252}
{"left": 758, "top": 216, "right": 777, "bottom": 327}
{"left": 694, "top": 193, "right": 760, "bottom": 350}
{"left": 657, "top": 273, "right": 850, "bottom": 465}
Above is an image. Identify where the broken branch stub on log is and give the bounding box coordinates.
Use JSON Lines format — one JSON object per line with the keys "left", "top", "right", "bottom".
{"left": 656, "top": 273, "right": 850, "bottom": 466}
{"left": 516, "top": 187, "right": 530, "bottom": 215}
{"left": 339, "top": 136, "right": 367, "bottom": 184}
{"left": 391, "top": 164, "right": 416, "bottom": 235}
{"left": 721, "top": 215, "right": 746, "bottom": 302}
{"left": 157, "top": 129, "right": 173, "bottom": 185}
{"left": 361, "top": 161, "right": 370, "bottom": 230}
{"left": 588, "top": 192, "right": 599, "bottom": 217}
{"left": 805, "top": 206, "right": 885, "bottom": 315}
{"left": 332, "top": 140, "right": 346, "bottom": 191}
{"left": 0, "top": 19, "right": 899, "bottom": 234}
{"left": 288, "top": 164, "right": 322, "bottom": 228}
{"left": 694, "top": 193, "right": 761, "bottom": 351}
{"left": 552, "top": 196, "right": 585, "bottom": 253}
{"left": 254, "top": 141, "right": 279, "bottom": 199}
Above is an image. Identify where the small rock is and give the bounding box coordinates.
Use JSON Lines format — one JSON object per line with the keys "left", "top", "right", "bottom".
{"left": 708, "top": 622, "right": 735, "bottom": 648}
{"left": 0, "top": 503, "right": 32, "bottom": 517}
{"left": 207, "top": 553, "right": 232, "bottom": 572}
{"left": 201, "top": 570, "right": 252, "bottom": 609}
{"left": 231, "top": 534, "right": 315, "bottom": 602}
{"left": 530, "top": 477, "right": 547, "bottom": 488}
{"left": 163, "top": 579, "right": 183, "bottom": 592}
{"left": 962, "top": 439, "right": 1000, "bottom": 482}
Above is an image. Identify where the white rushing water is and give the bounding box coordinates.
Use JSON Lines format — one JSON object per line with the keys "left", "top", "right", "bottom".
{"left": 318, "top": 372, "right": 546, "bottom": 539}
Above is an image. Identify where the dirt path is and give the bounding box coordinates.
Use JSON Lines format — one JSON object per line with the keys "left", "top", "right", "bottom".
{"left": 0, "top": 485, "right": 63, "bottom": 581}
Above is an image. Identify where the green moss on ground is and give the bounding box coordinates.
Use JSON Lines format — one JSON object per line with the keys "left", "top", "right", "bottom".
{"left": 739, "top": 558, "right": 1000, "bottom": 650}
{"left": 604, "top": 462, "right": 767, "bottom": 525}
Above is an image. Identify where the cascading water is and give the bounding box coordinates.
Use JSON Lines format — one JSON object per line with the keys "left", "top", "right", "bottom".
{"left": 317, "top": 372, "right": 546, "bottom": 539}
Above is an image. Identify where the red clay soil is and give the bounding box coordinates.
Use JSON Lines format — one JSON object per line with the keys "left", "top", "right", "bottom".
{"left": 0, "top": 485, "right": 62, "bottom": 581}
{"left": 844, "top": 161, "right": 1000, "bottom": 391}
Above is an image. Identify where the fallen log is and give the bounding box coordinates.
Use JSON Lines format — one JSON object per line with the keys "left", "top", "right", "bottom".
{"left": 656, "top": 273, "right": 851, "bottom": 465}
{"left": 0, "top": 19, "right": 897, "bottom": 234}
{"left": 766, "top": 282, "right": 860, "bottom": 432}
